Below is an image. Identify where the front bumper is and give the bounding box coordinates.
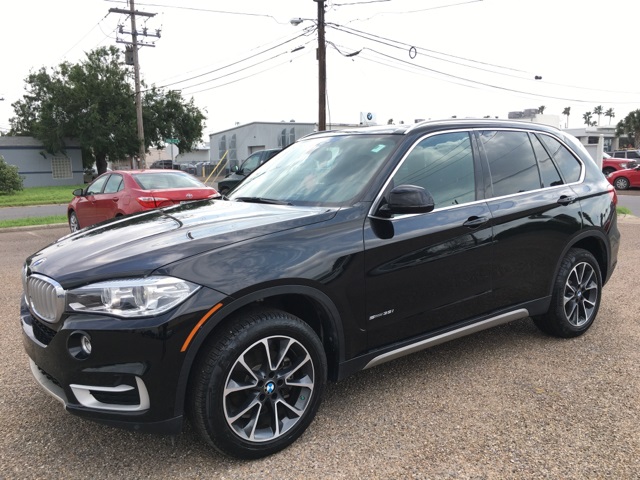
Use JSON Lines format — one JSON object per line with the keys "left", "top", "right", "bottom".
{"left": 20, "top": 287, "right": 225, "bottom": 434}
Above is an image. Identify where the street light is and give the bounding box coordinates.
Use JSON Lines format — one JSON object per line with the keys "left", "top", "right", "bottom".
{"left": 290, "top": 0, "right": 327, "bottom": 131}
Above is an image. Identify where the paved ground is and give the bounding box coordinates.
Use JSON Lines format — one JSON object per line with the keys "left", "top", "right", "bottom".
{"left": 0, "top": 219, "right": 638, "bottom": 479}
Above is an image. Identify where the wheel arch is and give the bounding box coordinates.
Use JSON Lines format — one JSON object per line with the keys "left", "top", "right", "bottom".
{"left": 550, "top": 231, "right": 610, "bottom": 295}
{"left": 175, "top": 285, "right": 346, "bottom": 416}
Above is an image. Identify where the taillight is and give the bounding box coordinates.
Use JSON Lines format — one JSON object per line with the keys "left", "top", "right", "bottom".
{"left": 607, "top": 183, "right": 617, "bottom": 206}
{"left": 136, "top": 196, "right": 170, "bottom": 208}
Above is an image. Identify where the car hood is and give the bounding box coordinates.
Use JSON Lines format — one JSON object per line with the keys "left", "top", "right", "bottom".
{"left": 27, "top": 199, "right": 338, "bottom": 287}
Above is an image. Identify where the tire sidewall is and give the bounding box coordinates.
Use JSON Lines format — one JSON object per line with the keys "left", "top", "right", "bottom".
{"left": 194, "top": 310, "right": 327, "bottom": 459}
{"left": 552, "top": 249, "right": 602, "bottom": 336}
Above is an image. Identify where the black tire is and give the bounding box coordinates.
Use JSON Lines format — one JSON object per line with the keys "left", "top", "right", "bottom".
{"left": 602, "top": 167, "right": 615, "bottom": 176}
{"left": 613, "top": 176, "right": 630, "bottom": 190}
{"left": 189, "top": 308, "right": 327, "bottom": 459}
{"left": 69, "top": 211, "right": 79, "bottom": 232}
{"left": 533, "top": 248, "right": 602, "bottom": 338}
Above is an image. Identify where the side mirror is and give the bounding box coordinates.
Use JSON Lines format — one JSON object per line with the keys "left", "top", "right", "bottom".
{"left": 377, "top": 185, "right": 435, "bottom": 217}
{"left": 72, "top": 188, "right": 84, "bottom": 197}
{"left": 232, "top": 165, "right": 239, "bottom": 173}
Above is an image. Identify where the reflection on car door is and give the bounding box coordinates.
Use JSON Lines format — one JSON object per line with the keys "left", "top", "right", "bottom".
{"left": 476, "top": 130, "right": 583, "bottom": 310}
{"left": 364, "top": 131, "right": 494, "bottom": 349}
{"left": 75, "top": 175, "right": 109, "bottom": 228}
{"left": 92, "top": 174, "right": 124, "bottom": 223}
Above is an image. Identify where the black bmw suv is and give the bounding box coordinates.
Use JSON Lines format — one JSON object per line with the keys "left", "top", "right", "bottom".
{"left": 21, "top": 119, "right": 619, "bottom": 459}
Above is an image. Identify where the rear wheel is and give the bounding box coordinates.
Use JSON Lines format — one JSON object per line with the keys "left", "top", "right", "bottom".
{"left": 613, "top": 177, "right": 630, "bottom": 190}
{"left": 189, "top": 308, "right": 327, "bottom": 459}
{"left": 68, "top": 211, "right": 79, "bottom": 232}
{"left": 533, "top": 248, "right": 602, "bottom": 338}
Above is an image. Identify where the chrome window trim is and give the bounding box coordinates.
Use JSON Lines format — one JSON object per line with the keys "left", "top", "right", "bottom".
{"left": 368, "top": 127, "right": 586, "bottom": 221}
{"left": 368, "top": 128, "right": 475, "bottom": 219}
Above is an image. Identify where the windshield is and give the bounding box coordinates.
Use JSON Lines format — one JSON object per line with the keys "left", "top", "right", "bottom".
{"left": 228, "top": 134, "right": 402, "bottom": 206}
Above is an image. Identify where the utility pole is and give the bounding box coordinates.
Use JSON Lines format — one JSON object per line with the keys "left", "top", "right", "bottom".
{"left": 110, "top": 0, "right": 159, "bottom": 169}
{"left": 316, "top": 0, "right": 327, "bottom": 131}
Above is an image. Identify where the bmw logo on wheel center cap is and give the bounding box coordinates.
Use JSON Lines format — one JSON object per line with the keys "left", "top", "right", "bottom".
{"left": 265, "top": 382, "right": 275, "bottom": 394}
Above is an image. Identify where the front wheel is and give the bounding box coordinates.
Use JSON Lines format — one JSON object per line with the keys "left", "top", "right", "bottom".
{"left": 68, "top": 211, "right": 79, "bottom": 232}
{"left": 614, "top": 177, "right": 630, "bottom": 190}
{"left": 189, "top": 308, "right": 327, "bottom": 459}
{"left": 533, "top": 248, "right": 602, "bottom": 338}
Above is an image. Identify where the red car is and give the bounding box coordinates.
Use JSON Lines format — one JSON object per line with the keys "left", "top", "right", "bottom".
{"left": 602, "top": 152, "right": 638, "bottom": 176}
{"left": 68, "top": 169, "right": 219, "bottom": 232}
{"left": 607, "top": 164, "right": 640, "bottom": 190}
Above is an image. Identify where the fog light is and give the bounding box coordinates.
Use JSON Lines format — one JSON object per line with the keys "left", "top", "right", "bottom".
{"left": 68, "top": 331, "right": 92, "bottom": 360}
{"left": 81, "top": 335, "right": 92, "bottom": 355}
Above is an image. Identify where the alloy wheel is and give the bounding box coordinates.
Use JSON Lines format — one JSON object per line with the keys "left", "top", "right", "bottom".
{"left": 223, "top": 335, "right": 315, "bottom": 442}
{"left": 563, "top": 261, "right": 598, "bottom": 327}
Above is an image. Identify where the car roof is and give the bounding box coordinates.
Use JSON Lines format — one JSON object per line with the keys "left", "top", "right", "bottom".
{"left": 300, "top": 118, "right": 563, "bottom": 140}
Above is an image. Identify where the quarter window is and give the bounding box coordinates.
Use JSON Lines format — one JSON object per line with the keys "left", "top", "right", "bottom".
{"left": 392, "top": 131, "right": 475, "bottom": 207}
{"left": 479, "top": 131, "right": 541, "bottom": 197}
{"left": 538, "top": 135, "right": 582, "bottom": 183}
{"left": 530, "top": 135, "right": 563, "bottom": 187}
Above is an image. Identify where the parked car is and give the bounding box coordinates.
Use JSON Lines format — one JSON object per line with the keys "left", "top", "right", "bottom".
{"left": 607, "top": 164, "right": 640, "bottom": 190}
{"left": 150, "top": 160, "right": 179, "bottom": 170}
{"left": 67, "top": 169, "right": 218, "bottom": 232}
{"left": 611, "top": 149, "right": 640, "bottom": 161}
{"left": 21, "top": 119, "right": 619, "bottom": 460}
{"left": 217, "top": 148, "right": 281, "bottom": 195}
{"left": 602, "top": 152, "right": 638, "bottom": 176}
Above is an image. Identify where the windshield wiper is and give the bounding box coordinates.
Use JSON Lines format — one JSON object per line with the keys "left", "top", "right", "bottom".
{"left": 235, "top": 197, "right": 293, "bottom": 206}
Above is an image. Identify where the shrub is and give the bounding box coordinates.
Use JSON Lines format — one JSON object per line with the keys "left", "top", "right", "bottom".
{"left": 0, "top": 155, "right": 24, "bottom": 194}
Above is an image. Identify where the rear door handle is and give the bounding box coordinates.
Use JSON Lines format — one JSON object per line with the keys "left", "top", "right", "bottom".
{"left": 463, "top": 216, "right": 489, "bottom": 228}
{"left": 557, "top": 195, "right": 577, "bottom": 205}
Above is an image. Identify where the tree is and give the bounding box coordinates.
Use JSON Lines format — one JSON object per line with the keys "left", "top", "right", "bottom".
{"left": 593, "top": 105, "right": 603, "bottom": 125}
{"left": 9, "top": 46, "right": 206, "bottom": 174}
{"left": 538, "top": 105, "right": 546, "bottom": 114}
{"left": 562, "top": 106, "right": 571, "bottom": 127}
{"left": 0, "top": 155, "right": 23, "bottom": 194}
{"left": 582, "top": 111, "right": 593, "bottom": 126}
{"left": 605, "top": 108, "right": 615, "bottom": 125}
{"left": 615, "top": 109, "right": 640, "bottom": 149}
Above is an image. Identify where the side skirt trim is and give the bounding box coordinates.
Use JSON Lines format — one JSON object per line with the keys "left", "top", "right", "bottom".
{"left": 363, "top": 308, "right": 529, "bottom": 369}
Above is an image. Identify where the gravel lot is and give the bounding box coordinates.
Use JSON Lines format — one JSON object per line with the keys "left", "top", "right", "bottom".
{"left": 0, "top": 219, "right": 638, "bottom": 479}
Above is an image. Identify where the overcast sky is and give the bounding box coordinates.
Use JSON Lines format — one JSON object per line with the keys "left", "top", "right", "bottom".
{"left": 1, "top": 0, "right": 639, "bottom": 138}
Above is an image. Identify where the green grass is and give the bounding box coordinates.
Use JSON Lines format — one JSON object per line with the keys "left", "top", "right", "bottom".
{"left": 0, "top": 215, "right": 67, "bottom": 229}
{"left": 0, "top": 184, "right": 83, "bottom": 207}
{"left": 617, "top": 206, "right": 632, "bottom": 215}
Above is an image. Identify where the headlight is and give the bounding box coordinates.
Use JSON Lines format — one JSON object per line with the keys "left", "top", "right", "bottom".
{"left": 621, "top": 163, "right": 627, "bottom": 168}
{"left": 67, "top": 276, "right": 200, "bottom": 318}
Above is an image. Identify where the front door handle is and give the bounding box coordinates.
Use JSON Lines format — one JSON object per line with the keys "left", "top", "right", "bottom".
{"left": 463, "top": 216, "right": 489, "bottom": 228}
{"left": 557, "top": 195, "right": 577, "bottom": 205}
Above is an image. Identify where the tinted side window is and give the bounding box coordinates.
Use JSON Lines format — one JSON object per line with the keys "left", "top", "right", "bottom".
{"left": 242, "top": 153, "right": 261, "bottom": 174}
{"left": 628, "top": 151, "right": 640, "bottom": 159}
{"left": 103, "top": 174, "right": 123, "bottom": 194}
{"left": 530, "top": 135, "right": 563, "bottom": 187}
{"left": 538, "top": 135, "right": 582, "bottom": 183}
{"left": 479, "top": 131, "right": 541, "bottom": 197}
{"left": 392, "top": 131, "right": 475, "bottom": 208}
{"left": 86, "top": 176, "right": 108, "bottom": 195}
{"left": 613, "top": 152, "right": 625, "bottom": 158}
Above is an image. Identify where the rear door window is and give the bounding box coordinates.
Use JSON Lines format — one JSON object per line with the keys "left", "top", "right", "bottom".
{"left": 478, "top": 131, "right": 541, "bottom": 197}
{"left": 530, "top": 135, "right": 563, "bottom": 187}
